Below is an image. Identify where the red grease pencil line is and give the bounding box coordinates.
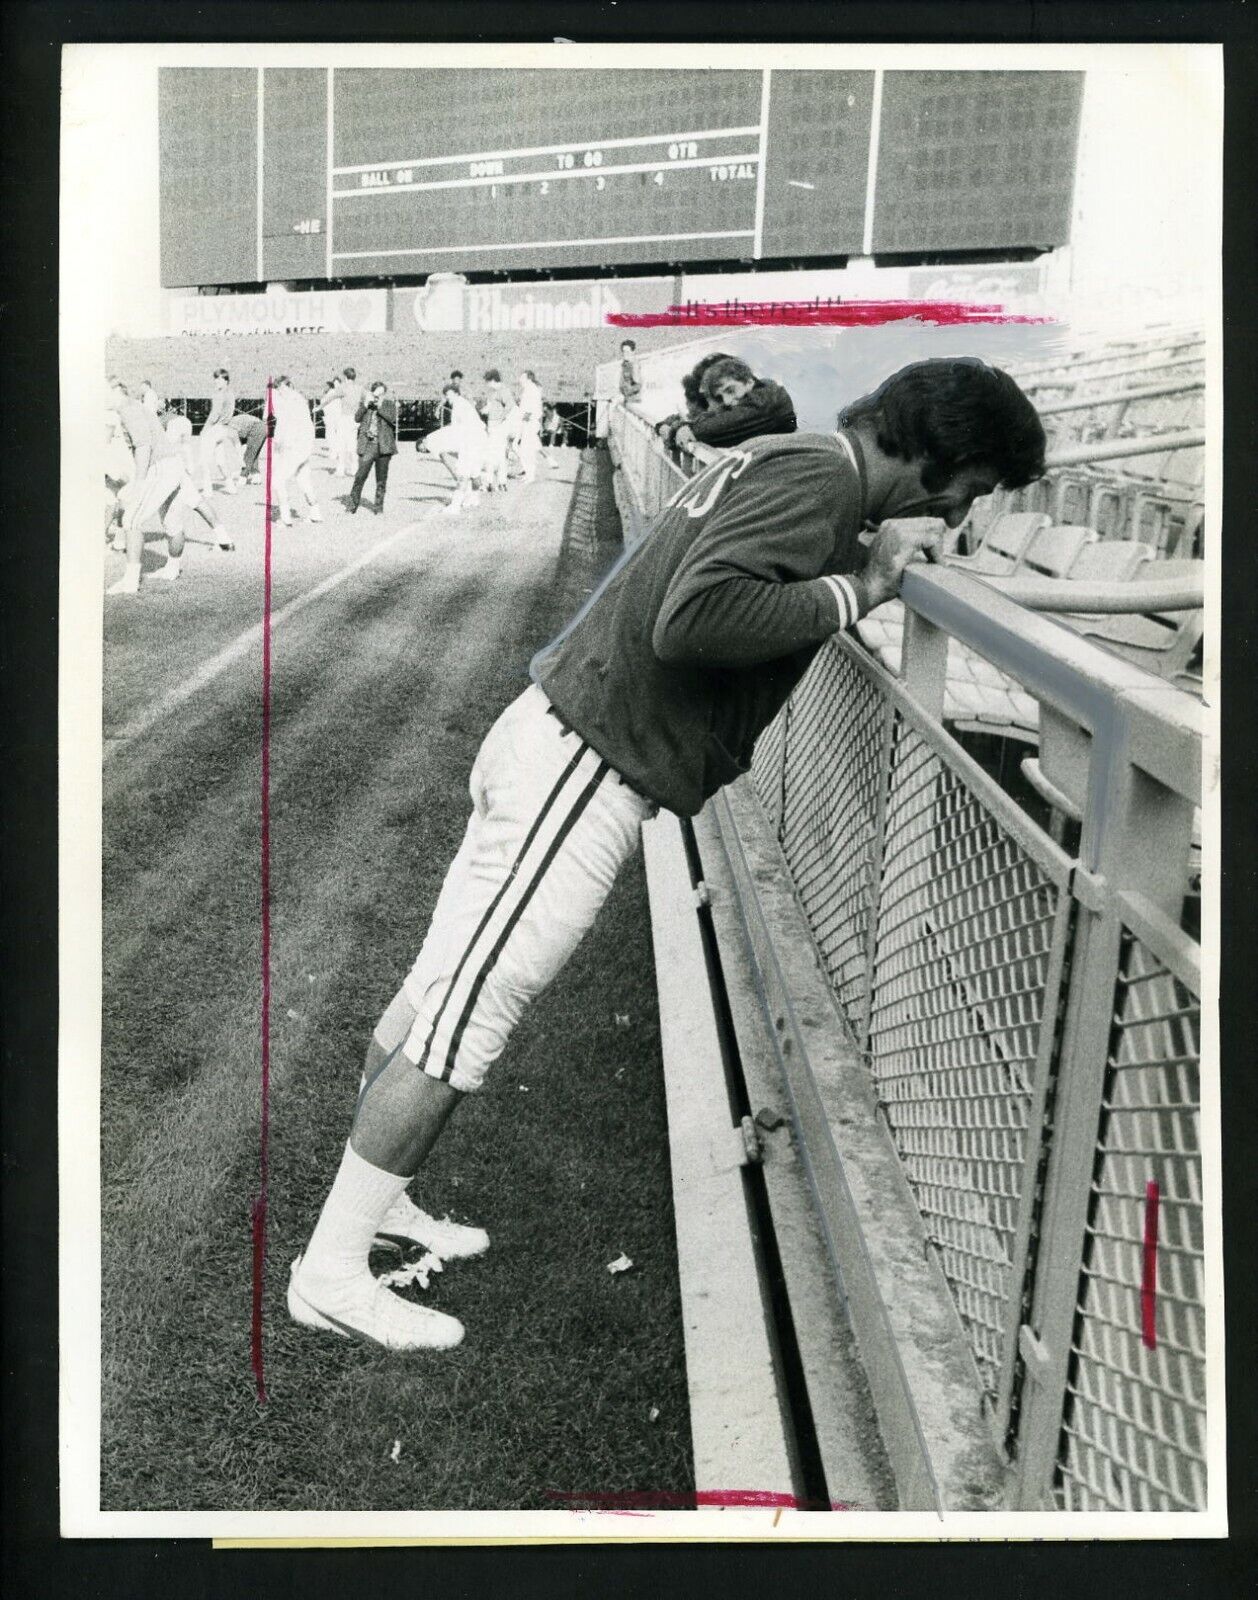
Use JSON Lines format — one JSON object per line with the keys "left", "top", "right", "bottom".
{"left": 251, "top": 388, "right": 275, "bottom": 1405}
{"left": 1141, "top": 1179, "right": 1160, "bottom": 1350}
{"left": 607, "top": 299, "right": 1051, "bottom": 328}
{"left": 544, "top": 1490, "right": 851, "bottom": 1511}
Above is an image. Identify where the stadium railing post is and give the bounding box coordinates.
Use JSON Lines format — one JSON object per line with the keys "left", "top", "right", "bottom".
{"left": 1009, "top": 688, "right": 1199, "bottom": 1508}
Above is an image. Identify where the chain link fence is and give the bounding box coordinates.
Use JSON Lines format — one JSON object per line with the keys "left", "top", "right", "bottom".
{"left": 1056, "top": 911, "right": 1205, "bottom": 1512}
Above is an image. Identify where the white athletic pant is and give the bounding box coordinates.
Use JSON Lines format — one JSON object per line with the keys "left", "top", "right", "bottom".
{"left": 484, "top": 421, "right": 510, "bottom": 484}
{"left": 124, "top": 455, "right": 196, "bottom": 534}
{"left": 515, "top": 424, "right": 541, "bottom": 479}
{"left": 335, "top": 415, "right": 358, "bottom": 476}
{"left": 399, "top": 683, "right": 656, "bottom": 1092}
{"left": 199, "top": 424, "right": 238, "bottom": 491}
{"left": 274, "top": 443, "right": 316, "bottom": 518}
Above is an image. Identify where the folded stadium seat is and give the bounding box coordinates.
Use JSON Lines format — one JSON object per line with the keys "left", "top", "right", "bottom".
{"left": 1017, "top": 522, "right": 1098, "bottom": 579}
{"left": 943, "top": 511, "right": 1049, "bottom": 576}
{"left": 1062, "top": 537, "right": 1155, "bottom": 583}
{"left": 1060, "top": 556, "right": 1204, "bottom": 682}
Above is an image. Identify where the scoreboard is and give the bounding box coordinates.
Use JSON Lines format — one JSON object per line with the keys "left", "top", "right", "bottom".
{"left": 159, "top": 67, "right": 1084, "bottom": 287}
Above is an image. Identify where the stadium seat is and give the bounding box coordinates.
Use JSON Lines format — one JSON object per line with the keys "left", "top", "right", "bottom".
{"left": 1061, "top": 537, "right": 1154, "bottom": 583}
{"left": 945, "top": 511, "right": 1050, "bottom": 576}
{"left": 1058, "top": 557, "right": 1204, "bottom": 681}
{"left": 1018, "top": 522, "right": 1098, "bottom": 578}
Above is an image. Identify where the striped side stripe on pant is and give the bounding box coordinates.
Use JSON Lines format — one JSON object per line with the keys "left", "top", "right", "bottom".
{"left": 409, "top": 737, "right": 612, "bottom": 1085}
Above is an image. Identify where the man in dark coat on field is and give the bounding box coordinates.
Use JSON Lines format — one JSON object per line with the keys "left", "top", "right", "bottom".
{"left": 348, "top": 381, "right": 399, "bottom": 515}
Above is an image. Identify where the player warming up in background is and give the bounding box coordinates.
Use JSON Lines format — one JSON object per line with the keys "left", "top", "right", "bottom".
{"left": 288, "top": 358, "right": 1047, "bottom": 1350}
{"left": 270, "top": 376, "right": 323, "bottom": 527}
{"left": 199, "top": 367, "right": 238, "bottom": 495}
{"left": 480, "top": 369, "right": 514, "bottom": 492}
{"left": 105, "top": 377, "right": 234, "bottom": 595}
{"left": 512, "top": 369, "right": 545, "bottom": 483}
{"left": 420, "top": 383, "right": 488, "bottom": 514}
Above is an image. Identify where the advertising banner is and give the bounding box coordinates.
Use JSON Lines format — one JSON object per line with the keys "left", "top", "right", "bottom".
{"left": 403, "top": 276, "right": 675, "bottom": 337}
{"left": 170, "top": 287, "right": 389, "bottom": 336}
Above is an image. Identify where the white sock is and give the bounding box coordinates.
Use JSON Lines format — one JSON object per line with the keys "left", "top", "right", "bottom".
{"left": 300, "top": 1142, "right": 410, "bottom": 1288}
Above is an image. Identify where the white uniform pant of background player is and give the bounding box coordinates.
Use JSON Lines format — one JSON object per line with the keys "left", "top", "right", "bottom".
{"left": 124, "top": 454, "right": 196, "bottom": 535}
{"left": 422, "top": 424, "right": 486, "bottom": 488}
{"left": 335, "top": 414, "right": 359, "bottom": 476}
{"left": 273, "top": 443, "right": 317, "bottom": 521}
{"left": 199, "top": 424, "right": 239, "bottom": 493}
{"left": 396, "top": 683, "right": 654, "bottom": 1092}
{"left": 514, "top": 419, "right": 541, "bottom": 481}
{"left": 484, "top": 421, "right": 510, "bottom": 488}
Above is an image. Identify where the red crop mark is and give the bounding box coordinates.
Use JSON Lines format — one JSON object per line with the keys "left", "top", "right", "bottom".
{"left": 544, "top": 1489, "right": 851, "bottom": 1513}
{"left": 1141, "top": 1179, "right": 1160, "bottom": 1350}
{"left": 607, "top": 298, "right": 1052, "bottom": 329}
{"left": 251, "top": 388, "right": 276, "bottom": 1405}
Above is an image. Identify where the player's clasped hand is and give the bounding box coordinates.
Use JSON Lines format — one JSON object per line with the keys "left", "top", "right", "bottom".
{"left": 858, "top": 517, "right": 945, "bottom": 610}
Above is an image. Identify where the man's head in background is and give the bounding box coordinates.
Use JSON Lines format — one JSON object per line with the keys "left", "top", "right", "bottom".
{"left": 699, "top": 356, "right": 757, "bottom": 411}
{"left": 682, "top": 351, "right": 736, "bottom": 414}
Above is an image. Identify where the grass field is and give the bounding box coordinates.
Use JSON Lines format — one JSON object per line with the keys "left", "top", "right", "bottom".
{"left": 100, "top": 446, "right": 694, "bottom": 1510}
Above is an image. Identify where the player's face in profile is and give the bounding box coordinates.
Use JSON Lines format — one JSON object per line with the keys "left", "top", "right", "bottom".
{"left": 887, "top": 463, "right": 1001, "bottom": 528}
{"left": 713, "top": 377, "right": 755, "bottom": 409}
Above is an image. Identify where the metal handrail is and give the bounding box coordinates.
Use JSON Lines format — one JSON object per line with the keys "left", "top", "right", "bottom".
{"left": 1045, "top": 430, "right": 1203, "bottom": 468}
{"left": 1036, "top": 380, "right": 1204, "bottom": 418}
{"left": 972, "top": 573, "right": 1202, "bottom": 614}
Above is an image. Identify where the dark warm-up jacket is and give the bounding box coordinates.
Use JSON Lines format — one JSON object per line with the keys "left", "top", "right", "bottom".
{"left": 531, "top": 430, "right": 868, "bottom": 817}
{"left": 686, "top": 378, "right": 797, "bottom": 447}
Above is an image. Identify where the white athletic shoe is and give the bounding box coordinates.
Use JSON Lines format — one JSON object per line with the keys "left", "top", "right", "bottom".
{"left": 150, "top": 561, "right": 181, "bottom": 582}
{"left": 287, "top": 1256, "right": 465, "bottom": 1351}
{"left": 214, "top": 534, "right": 235, "bottom": 551}
{"left": 225, "top": 479, "right": 239, "bottom": 496}
{"left": 281, "top": 512, "right": 295, "bottom": 526}
{"left": 106, "top": 568, "right": 141, "bottom": 596}
{"left": 375, "top": 1194, "right": 490, "bottom": 1261}
{"left": 442, "top": 499, "right": 464, "bottom": 515}
{"left": 308, "top": 506, "right": 323, "bottom": 523}
{"left": 464, "top": 491, "right": 481, "bottom": 508}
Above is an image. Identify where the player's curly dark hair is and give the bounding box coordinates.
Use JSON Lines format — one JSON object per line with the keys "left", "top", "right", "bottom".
{"left": 681, "top": 351, "right": 735, "bottom": 410}
{"left": 699, "top": 356, "right": 756, "bottom": 401}
{"left": 839, "top": 358, "right": 1045, "bottom": 491}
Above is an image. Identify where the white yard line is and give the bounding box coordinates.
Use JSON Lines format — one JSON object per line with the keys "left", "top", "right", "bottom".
{"left": 103, "top": 520, "right": 429, "bottom": 766}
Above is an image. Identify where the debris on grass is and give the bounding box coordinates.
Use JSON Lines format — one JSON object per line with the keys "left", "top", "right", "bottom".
{"left": 389, "top": 1439, "right": 402, "bottom": 1464}
{"left": 649, "top": 1406, "right": 660, "bottom": 1424}
{"left": 614, "top": 1013, "right": 630, "bottom": 1028}
{"left": 519, "top": 1084, "right": 529, "bottom": 1092}
{"left": 378, "top": 1251, "right": 444, "bottom": 1291}
{"left": 607, "top": 1252, "right": 634, "bottom": 1275}
{"left": 286, "top": 1008, "right": 303, "bottom": 1022}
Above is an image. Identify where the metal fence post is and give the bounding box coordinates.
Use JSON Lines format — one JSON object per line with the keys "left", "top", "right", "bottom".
{"left": 1011, "top": 706, "right": 1197, "bottom": 1507}
{"left": 857, "top": 695, "right": 898, "bottom": 1056}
